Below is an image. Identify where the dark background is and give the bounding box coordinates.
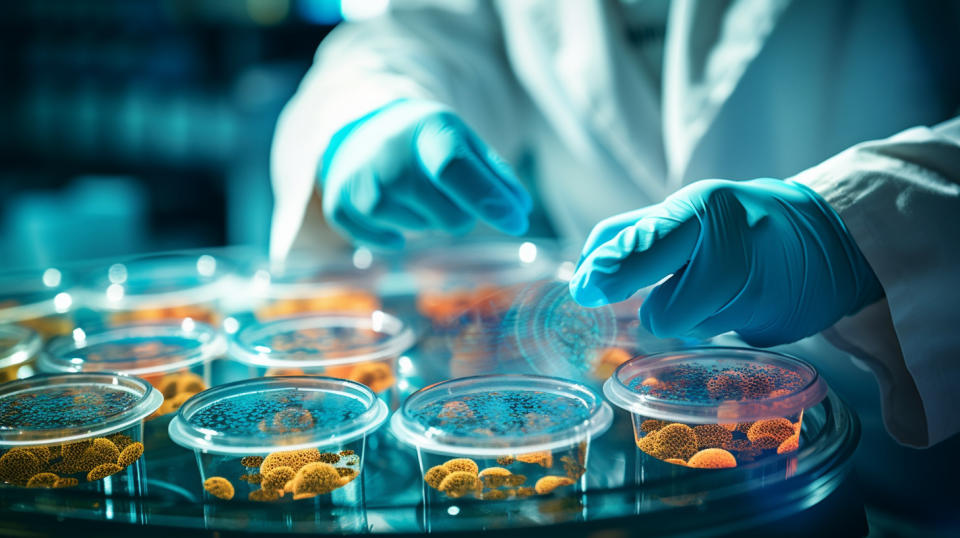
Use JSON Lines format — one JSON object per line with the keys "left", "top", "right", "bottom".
{"left": 0, "top": 0, "right": 358, "bottom": 269}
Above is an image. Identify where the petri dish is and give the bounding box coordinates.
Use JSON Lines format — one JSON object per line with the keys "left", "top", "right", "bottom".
{"left": 76, "top": 252, "right": 236, "bottom": 328}
{"left": 408, "top": 239, "right": 560, "bottom": 324}
{"left": 604, "top": 347, "right": 827, "bottom": 470}
{"left": 246, "top": 251, "right": 385, "bottom": 320}
{"left": 391, "top": 374, "right": 613, "bottom": 503}
{"left": 0, "top": 372, "right": 162, "bottom": 493}
{"left": 0, "top": 324, "right": 42, "bottom": 383}
{"left": 40, "top": 321, "right": 224, "bottom": 419}
{"left": 0, "top": 267, "right": 75, "bottom": 339}
{"left": 227, "top": 312, "right": 414, "bottom": 398}
{"left": 168, "top": 376, "right": 388, "bottom": 505}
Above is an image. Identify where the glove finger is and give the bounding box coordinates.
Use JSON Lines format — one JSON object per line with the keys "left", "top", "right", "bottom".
{"left": 334, "top": 169, "right": 433, "bottom": 232}
{"left": 324, "top": 184, "right": 405, "bottom": 250}
{"left": 569, "top": 201, "right": 700, "bottom": 307}
{"left": 471, "top": 139, "right": 533, "bottom": 213}
{"left": 415, "top": 116, "right": 530, "bottom": 236}
{"left": 576, "top": 207, "right": 652, "bottom": 266}
{"left": 394, "top": 176, "right": 476, "bottom": 233}
{"left": 638, "top": 212, "right": 750, "bottom": 338}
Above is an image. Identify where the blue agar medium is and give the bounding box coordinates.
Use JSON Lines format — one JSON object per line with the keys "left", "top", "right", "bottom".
{"left": 185, "top": 388, "right": 367, "bottom": 441}
{"left": 510, "top": 281, "right": 617, "bottom": 379}
{"left": 250, "top": 325, "right": 391, "bottom": 359}
{"left": 0, "top": 384, "right": 141, "bottom": 431}
{"left": 407, "top": 390, "right": 593, "bottom": 440}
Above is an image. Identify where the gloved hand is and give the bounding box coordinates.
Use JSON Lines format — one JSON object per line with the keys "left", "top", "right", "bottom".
{"left": 570, "top": 178, "right": 883, "bottom": 347}
{"left": 319, "top": 99, "right": 532, "bottom": 249}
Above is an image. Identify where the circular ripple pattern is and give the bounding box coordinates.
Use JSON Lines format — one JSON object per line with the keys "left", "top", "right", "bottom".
{"left": 627, "top": 362, "right": 806, "bottom": 403}
{"left": 511, "top": 281, "right": 616, "bottom": 379}
{"left": 0, "top": 385, "right": 141, "bottom": 430}
{"left": 186, "top": 389, "right": 367, "bottom": 439}
{"left": 407, "top": 390, "right": 592, "bottom": 439}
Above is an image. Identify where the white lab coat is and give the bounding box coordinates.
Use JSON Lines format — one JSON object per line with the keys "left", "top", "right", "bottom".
{"left": 271, "top": 0, "right": 960, "bottom": 447}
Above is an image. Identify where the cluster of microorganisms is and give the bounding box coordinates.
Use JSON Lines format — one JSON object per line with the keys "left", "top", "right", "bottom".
{"left": 423, "top": 451, "right": 585, "bottom": 501}
{"left": 264, "top": 360, "right": 395, "bottom": 395}
{"left": 187, "top": 390, "right": 365, "bottom": 440}
{"left": 108, "top": 304, "right": 218, "bottom": 326}
{"left": 203, "top": 448, "right": 360, "bottom": 502}
{"left": 256, "top": 289, "right": 381, "bottom": 319}
{"left": 628, "top": 362, "right": 805, "bottom": 467}
{"left": 417, "top": 285, "right": 515, "bottom": 323}
{"left": 410, "top": 391, "right": 592, "bottom": 439}
{"left": 0, "top": 432, "right": 144, "bottom": 488}
{"left": 147, "top": 371, "right": 207, "bottom": 418}
{"left": 636, "top": 416, "right": 801, "bottom": 468}
{"left": 0, "top": 386, "right": 141, "bottom": 430}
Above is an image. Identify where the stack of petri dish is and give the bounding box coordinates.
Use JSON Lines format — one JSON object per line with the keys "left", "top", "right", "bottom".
{"left": 0, "top": 267, "right": 74, "bottom": 340}
{"left": 391, "top": 373, "right": 613, "bottom": 527}
{"left": 226, "top": 312, "right": 414, "bottom": 404}
{"left": 0, "top": 373, "right": 162, "bottom": 495}
{"left": 243, "top": 252, "right": 385, "bottom": 321}
{"left": 168, "top": 376, "right": 387, "bottom": 530}
{"left": 75, "top": 252, "right": 236, "bottom": 329}
{"left": 604, "top": 347, "right": 827, "bottom": 473}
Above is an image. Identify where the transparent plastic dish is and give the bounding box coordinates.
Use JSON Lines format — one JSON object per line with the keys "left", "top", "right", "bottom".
{"left": 408, "top": 239, "right": 559, "bottom": 325}
{"left": 391, "top": 374, "right": 613, "bottom": 504}
{"left": 76, "top": 252, "right": 236, "bottom": 328}
{"left": 227, "top": 312, "right": 414, "bottom": 399}
{"left": 40, "top": 320, "right": 225, "bottom": 419}
{"left": 0, "top": 324, "right": 42, "bottom": 383}
{"left": 0, "top": 372, "right": 162, "bottom": 494}
{"left": 0, "top": 267, "right": 75, "bottom": 339}
{"left": 245, "top": 251, "right": 385, "bottom": 320}
{"left": 604, "top": 347, "right": 827, "bottom": 470}
{"left": 168, "top": 376, "right": 388, "bottom": 507}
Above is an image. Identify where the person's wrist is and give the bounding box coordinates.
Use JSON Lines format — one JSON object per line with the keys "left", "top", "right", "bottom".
{"left": 786, "top": 179, "right": 884, "bottom": 313}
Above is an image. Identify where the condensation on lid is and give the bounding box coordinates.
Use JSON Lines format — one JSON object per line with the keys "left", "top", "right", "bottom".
{"left": 390, "top": 374, "right": 614, "bottom": 456}
{"left": 0, "top": 373, "right": 162, "bottom": 446}
{"left": 0, "top": 324, "right": 41, "bottom": 369}
{"left": 80, "top": 252, "right": 236, "bottom": 310}
{"left": 603, "top": 347, "right": 828, "bottom": 424}
{"left": 40, "top": 321, "right": 225, "bottom": 376}
{"left": 228, "top": 312, "right": 414, "bottom": 368}
{"left": 167, "top": 376, "right": 388, "bottom": 455}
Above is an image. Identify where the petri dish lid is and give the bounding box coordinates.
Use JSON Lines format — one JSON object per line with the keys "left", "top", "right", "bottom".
{"left": 228, "top": 311, "right": 414, "bottom": 368}
{"left": 168, "top": 376, "right": 389, "bottom": 455}
{"left": 390, "top": 374, "right": 614, "bottom": 456}
{"left": 0, "top": 267, "right": 73, "bottom": 323}
{"left": 407, "top": 238, "right": 560, "bottom": 288}
{"left": 249, "top": 249, "right": 386, "bottom": 299}
{"left": 40, "top": 320, "right": 225, "bottom": 377}
{"left": 0, "top": 373, "right": 163, "bottom": 447}
{"left": 80, "top": 252, "right": 236, "bottom": 310}
{"left": 603, "top": 347, "right": 828, "bottom": 424}
{"left": 0, "top": 324, "right": 42, "bottom": 370}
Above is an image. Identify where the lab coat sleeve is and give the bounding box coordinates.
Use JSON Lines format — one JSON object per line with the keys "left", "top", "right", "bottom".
{"left": 269, "top": 0, "right": 525, "bottom": 261}
{"left": 792, "top": 117, "right": 960, "bottom": 447}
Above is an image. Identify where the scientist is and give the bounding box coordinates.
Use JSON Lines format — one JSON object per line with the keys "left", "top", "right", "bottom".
{"left": 270, "top": 0, "right": 960, "bottom": 453}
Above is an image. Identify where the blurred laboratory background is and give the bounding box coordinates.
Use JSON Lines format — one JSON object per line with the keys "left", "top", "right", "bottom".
{"left": 1, "top": 0, "right": 383, "bottom": 270}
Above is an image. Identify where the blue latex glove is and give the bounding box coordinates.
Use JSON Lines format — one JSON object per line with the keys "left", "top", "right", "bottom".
{"left": 570, "top": 178, "right": 883, "bottom": 347}
{"left": 319, "top": 99, "right": 532, "bottom": 249}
